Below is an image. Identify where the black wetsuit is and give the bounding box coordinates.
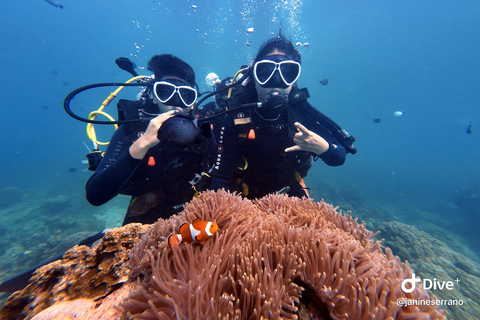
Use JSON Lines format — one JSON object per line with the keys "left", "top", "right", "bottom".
{"left": 210, "top": 85, "right": 346, "bottom": 199}
{"left": 86, "top": 99, "right": 215, "bottom": 225}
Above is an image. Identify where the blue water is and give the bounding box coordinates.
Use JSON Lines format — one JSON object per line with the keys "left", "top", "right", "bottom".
{"left": 0, "top": 0, "right": 479, "bottom": 315}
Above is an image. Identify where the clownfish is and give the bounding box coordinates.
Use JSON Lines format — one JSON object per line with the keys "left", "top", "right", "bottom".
{"left": 168, "top": 218, "right": 218, "bottom": 247}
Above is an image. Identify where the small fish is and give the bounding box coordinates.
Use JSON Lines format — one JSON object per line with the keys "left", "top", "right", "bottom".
{"left": 302, "top": 42, "right": 310, "bottom": 48}
{"left": 67, "top": 168, "right": 77, "bottom": 172}
{"left": 295, "top": 42, "right": 302, "bottom": 47}
{"left": 128, "top": 189, "right": 165, "bottom": 217}
{"left": 40, "top": 105, "right": 49, "bottom": 110}
{"left": 466, "top": 122, "right": 472, "bottom": 134}
{"left": 319, "top": 79, "right": 328, "bottom": 86}
{"left": 191, "top": 5, "right": 197, "bottom": 9}
{"left": 247, "top": 27, "right": 254, "bottom": 33}
{"left": 394, "top": 111, "right": 405, "bottom": 117}
{"left": 50, "top": 70, "right": 59, "bottom": 76}
{"left": 373, "top": 118, "right": 381, "bottom": 123}
{"left": 168, "top": 218, "right": 218, "bottom": 247}
{"left": 45, "top": 0, "right": 63, "bottom": 9}
{"left": 115, "top": 57, "right": 138, "bottom": 77}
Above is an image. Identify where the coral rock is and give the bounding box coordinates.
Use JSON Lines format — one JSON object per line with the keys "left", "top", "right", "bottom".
{"left": 0, "top": 223, "right": 150, "bottom": 320}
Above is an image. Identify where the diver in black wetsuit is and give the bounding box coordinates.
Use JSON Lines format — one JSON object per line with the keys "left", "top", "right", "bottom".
{"left": 86, "top": 54, "right": 215, "bottom": 225}
{"left": 210, "top": 32, "right": 354, "bottom": 199}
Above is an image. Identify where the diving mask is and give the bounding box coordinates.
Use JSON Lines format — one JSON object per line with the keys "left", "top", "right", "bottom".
{"left": 153, "top": 81, "right": 197, "bottom": 107}
{"left": 253, "top": 59, "right": 301, "bottom": 87}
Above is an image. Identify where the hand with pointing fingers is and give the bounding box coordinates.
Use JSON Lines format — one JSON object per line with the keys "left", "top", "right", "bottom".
{"left": 285, "top": 122, "right": 329, "bottom": 155}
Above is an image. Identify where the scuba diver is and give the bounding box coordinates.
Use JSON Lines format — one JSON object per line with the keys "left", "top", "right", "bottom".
{"left": 85, "top": 54, "right": 215, "bottom": 225}
{"left": 209, "top": 31, "right": 356, "bottom": 199}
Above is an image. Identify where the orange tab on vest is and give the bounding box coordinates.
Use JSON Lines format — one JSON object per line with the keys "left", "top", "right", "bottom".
{"left": 248, "top": 129, "right": 256, "bottom": 140}
{"left": 147, "top": 156, "right": 155, "bottom": 166}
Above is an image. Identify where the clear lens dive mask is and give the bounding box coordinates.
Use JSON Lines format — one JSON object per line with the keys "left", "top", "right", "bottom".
{"left": 253, "top": 59, "right": 301, "bottom": 87}
{"left": 153, "top": 81, "right": 197, "bottom": 107}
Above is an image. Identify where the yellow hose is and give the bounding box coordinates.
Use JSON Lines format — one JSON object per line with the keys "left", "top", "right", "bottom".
{"left": 227, "top": 67, "right": 249, "bottom": 99}
{"left": 86, "top": 75, "right": 151, "bottom": 148}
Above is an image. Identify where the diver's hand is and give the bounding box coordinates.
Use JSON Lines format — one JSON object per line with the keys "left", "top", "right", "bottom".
{"left": 284, "top": 122, "right": 329, "bottom": 155}
{"left": 129, "top": 110, "right": 177, "bottom": 160}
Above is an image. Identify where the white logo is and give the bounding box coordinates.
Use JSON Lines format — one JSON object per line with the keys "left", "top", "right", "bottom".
{"left": 401, "top": 274, "right": 422, "bottom": 293}
{"left": 401, "top": 274, "right": 459, "bottom": 293}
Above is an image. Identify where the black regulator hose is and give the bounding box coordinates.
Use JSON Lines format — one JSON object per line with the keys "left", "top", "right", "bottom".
{"left": 64, "top": 70, "right": 252, "bottom": 126}
{"left": 63, "top": 82, "right": 151, "bottom": 125}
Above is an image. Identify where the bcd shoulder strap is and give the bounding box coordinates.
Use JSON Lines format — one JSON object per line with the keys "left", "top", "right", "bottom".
{"left": 291, "top": 88, "right": 357, "bottom": 155}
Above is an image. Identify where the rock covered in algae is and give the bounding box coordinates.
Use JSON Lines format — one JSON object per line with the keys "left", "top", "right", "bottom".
{"left": 376, "top": 220, "right": 480, "bottom": 320}
{"left": 1, "top": 190, "right": 448, "bottom": 320}
{"left": 0, "top": 223, "right": 151, "bottom": 320}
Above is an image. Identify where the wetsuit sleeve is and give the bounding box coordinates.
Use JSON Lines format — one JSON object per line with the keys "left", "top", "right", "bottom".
{"left": 317, "top": 140, "right": 346, "bottom": 166}
{"left": 85, "top": 126, "right": 142, "bottom": 206}
{"left": 209, "top": 114, "right": 238, "bottom": 191}
{"left": 304, "top": 118, "right": 346, "bottom": 166}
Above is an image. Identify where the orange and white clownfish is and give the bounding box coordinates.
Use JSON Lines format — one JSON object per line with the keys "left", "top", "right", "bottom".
{"left": 168, "top": 218, "right": 218, "bottom": 247}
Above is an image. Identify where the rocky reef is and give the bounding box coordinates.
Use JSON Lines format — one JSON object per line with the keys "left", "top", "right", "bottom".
{"left": 374, "top": 220, "right": 480, "bottom": 320}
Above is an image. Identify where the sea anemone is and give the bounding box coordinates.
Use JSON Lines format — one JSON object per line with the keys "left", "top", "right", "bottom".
{"left": 120, "top": 190, "right": 447, "bottom": 319}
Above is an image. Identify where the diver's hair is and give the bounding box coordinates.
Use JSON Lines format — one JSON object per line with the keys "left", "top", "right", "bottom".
{"left": 147, "top": 54, "right": 195, "bottom": 87}
{"left": 254, "top": 30, "right": 301, "bottom": 64}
